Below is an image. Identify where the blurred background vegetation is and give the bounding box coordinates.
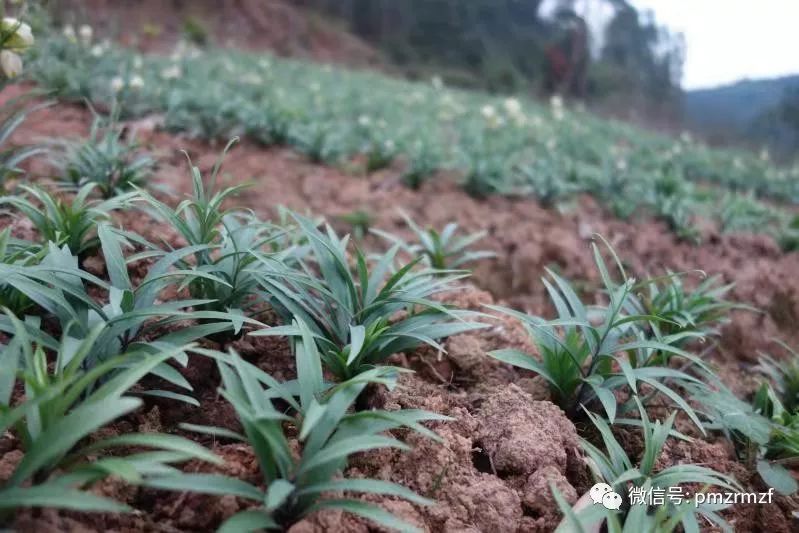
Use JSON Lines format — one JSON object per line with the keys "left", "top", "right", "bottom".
{"left": 44, "top": 0, "right": 798, "bottom": 163}
{"left": 298, "top": 0, "right": 797, "bottom": 161}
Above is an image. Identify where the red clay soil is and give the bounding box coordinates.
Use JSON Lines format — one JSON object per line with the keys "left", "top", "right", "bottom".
{"left": 54, "top": 0, "right": 385, "bottom": 69}
{"left": 3, "top": 90, "right": 799, "bottom": 531}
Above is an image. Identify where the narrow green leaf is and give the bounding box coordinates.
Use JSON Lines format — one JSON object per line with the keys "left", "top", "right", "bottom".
{"left": 144, "top": 474, "right": 263, "bottom": 501}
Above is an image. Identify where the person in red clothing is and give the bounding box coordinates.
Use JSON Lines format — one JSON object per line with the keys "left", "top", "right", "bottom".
{"left": 545, "top": 9, "right": 589, "bottom": 98}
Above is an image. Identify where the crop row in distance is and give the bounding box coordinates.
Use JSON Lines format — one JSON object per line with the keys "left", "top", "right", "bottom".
{"left": 24, "top": 27, "right": 799, "bottom": 250}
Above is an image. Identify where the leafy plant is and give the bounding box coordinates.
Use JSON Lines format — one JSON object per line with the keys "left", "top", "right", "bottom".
{"left": 0, "top": 240, "right": 106, "bottom": 326}
{"left": 402, "top": 137, "right": 440, "bottom": 190}
{"left": 575, "top": 399, "right": 740, "bottom": 532}
{"left": 777, "top": 215, "right": 799, "bottom": 252}
{"left": 245, "top": 98, "right": 295, "bottom": 147}
{"left": 514, "top": 158, "right": 581, "bottom": 207}
{"left": 92, "top": 223, "right": 262, "bottom": 363}
{"left": 51, "top": 106, "right": 155, "bottom": 198}
{"left": 182, "top": 16, "right": 209, "bottom": 46}
{"left": 372, "top": 210, "right": 495, "bottom": 270}
{"left": 0, "top": 97, "right": 48, "bottom": 191}
{"left": 656, "top": 196, "right": 701, "bottom": 244}
{"left": 751, "top": 384, "right": 799, "bottom": 494}
{"left": 646, "top": 172, "right": 702, "bottom": 243}
{"left": 291, "top": 121, "right": 342, "bottom": 163}
{"left": 365, "top": 141, "right": 396, "bottom": 173}
{"left": 0, "top": 227, "right": 42, "bottom": 315}
{"left": 339, "top": 209, "right": 372, "bottom": 241}
{"left": 251, "top": 211, "right": 486, "bottom": 382}
{"left": 689, "top": 382, "right": 797, "bottom": 496}
{"left": 488, "top": 238, "right": 715, "bottom": 426}
{"left": 745, "top": 341, "right": 799, "bottom": 494}
{"left": 463, "top": 152, "right": 507, "bottom": 198}
{"left": 757, "top": 340, "right": 799, "bottom": 413}
{"left": 146, "top": 319, "right": 447, "bottom": 531}
{"left": 137, "top": 141, "right": 289, "bottom": 328}
{"left": 0, "top": 225, "right": 252, "bottom": 393}
{"left": 0, "top": 313, "right": 220, "bottom": 522}
{"left": 719, "top": 192, "right": 779, "bottom": 233}
{"left": 626, "top": 271, "right": 746, "bottom": 344}
{"left": 0, "top": 183, "right": 137, "bottom": 258}
{"left": 165, "top": 86, "right": 245, "bottom": 140}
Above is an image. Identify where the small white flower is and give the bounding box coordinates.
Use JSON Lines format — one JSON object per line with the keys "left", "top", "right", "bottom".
{"left": 550, "top": 94, "right": 564, "bottom": 109}
{"left": 78, "top": 24, "right": 93, "bottom": 46}
{"left": 110, "top": 76, "right": 124, "bottom": 93}
{"left": 160, "top": 64, "right": 182, "bottom": 80}
{"left": 2, "top": 18, "right": 33, "bottom": 49}
{"left": 17, "top": 23, "right": 33, "bottom": 47}
{"left": 481, "top": 105, "right": 504, "bottom": 129}
{"left": 431, "top": 75, "right": 443, "bottom": 90}
{"left": 63, "top": 24, "right": 76, "bottom": 42}
{"left": 90, "top": 43, "right": 104, "bottom": 57}
{"left": 0, "top": 50, "right": 22, "bottom": 78}
{"left": 185, "top": 44, "right": 202, "bottom": 59}
{"left": 357, "top": 115, "right": 371, "bottom": 127}
{"left": 511, "top": 114, "right": 527, "bottom": 127}
{"left": 504, "top": 98, "right": 522, "bottom": 116}
{"left": 242, "top": 73, "right": 262, "bottom": 85}
{"left": 384, "top": 139, "right": 396, "bottom": 152}
{"left": 616, "top": 159, "right": 628, "bottom": 172}
{"left": 129, "top": 75, "right": 145, "bottom": 90}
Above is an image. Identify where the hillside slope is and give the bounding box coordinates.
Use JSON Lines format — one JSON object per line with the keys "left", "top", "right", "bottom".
{"left": 28, "top": 24, "right": 799, "bottom": 247}
{"left": 683, "top": 75, "right": 799, "bottom": 153}
{"left": 56, "top": 0, "right": 385, "bottom": 68}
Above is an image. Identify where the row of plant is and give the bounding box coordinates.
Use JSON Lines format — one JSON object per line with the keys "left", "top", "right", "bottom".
{"left": 0, "top": 134, "right": 484, "bottom": 529}
{"left": 2, "top": 113, "right": 798, "bottom": 530}
{"left": 493, "top": 242, "right": 799, "bottom": 530}
{"left": 18, "top": 17, "right": 799, "bottom": 249}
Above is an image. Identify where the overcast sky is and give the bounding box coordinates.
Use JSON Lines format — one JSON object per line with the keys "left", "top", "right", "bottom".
{"left": 631, "top": 0, "right": 799, "bottom": 90}
{"left": 541, "top": 0, "right": 799, "bottom": 90}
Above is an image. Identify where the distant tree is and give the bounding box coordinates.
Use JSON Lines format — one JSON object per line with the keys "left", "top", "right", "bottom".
{"left": 299, "top": 0, "right": 683, "bottom": 103}
{"left": 599, "top": 1, "right": 683, "bottom": 100}
{"left": 777, "top": 86, "right": 799, "bottom": 131}
{"left": 749, "top": 84, "right": 799, "bottom": 158}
